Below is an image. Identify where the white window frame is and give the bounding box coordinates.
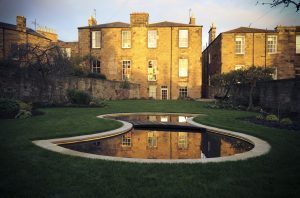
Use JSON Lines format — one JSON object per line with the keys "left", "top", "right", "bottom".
{"left": 91, "top": 59, "right": 101, "bottom": 73}
{"left": 271, "top": 67, "right": 278, "bottom": 80}
{"left": 296, "top": 35, "right": 300, "bottom": 54}
{"left": 148, "top": 60, "right": 157, "bottom": 81}
{"left": 179, "top": 29, "right": 188, "bottom": 48}
{"left": 122, "top": 30, "right": 131, "bottom": 48}
{"left": 148, "top": 30, "right": 157, "bottom": 48}
{"left": 178, "top": 132, "right": 188, "bottom": 149}
{"left": 235, "top": 36, "right": 245, "bottom": 54}
{"left": 122, "top": 60, "right": 131, "bottom": 80}
{"left": 92, "top": 31, "right": 101, "bottom": 49}
{"left": 149, "top": 85, "right": 157, "bottom": 99}
{"left": 62, "top": 48, "right": 71, "bottom": 58}
{"left": 178, "top": 116, "right": 187, "bottom": 123}
{"left": 147, "top": 132, "right": 157, "bottom": 148}
{"left": 234, "top": 65, "right": 244, "bottom": 70}
{"left": 179, "top": 87, "right": 188, "bottom": 98}
{"left": 121, "top": 132, "right": 132, "bottom": 147}
{"left": 161, "top": 86, "right": 168, "bottom": 100}
{"left": 267, "top": 35, "right": 277, "bottom": 54}
{"left": 179, "top": 59, "right": 188, "bottom": 77}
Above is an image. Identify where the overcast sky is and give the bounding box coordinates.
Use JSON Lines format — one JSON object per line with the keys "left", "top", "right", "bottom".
{"left": 0, "top": 0, "right": 299, "bottom": 49}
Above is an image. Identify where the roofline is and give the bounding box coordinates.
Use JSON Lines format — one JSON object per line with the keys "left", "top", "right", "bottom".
{"left": 0, "top": 23, "right": 51, "bottom": 41}
{"left": 202, "top": 33, "right": 222, "bottom": 53}
{"left": 78, "top": 23, "right": 203, "bottom": 29}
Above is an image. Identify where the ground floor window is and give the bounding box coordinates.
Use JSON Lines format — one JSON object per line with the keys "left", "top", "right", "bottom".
{"left": 161, "top": 86, "right": 168, "bottom": 100}
{"left": 62, "top": 48, "right": 71, "bottom": 58}
{"left": 91, "top": 59, "right": 101, "bottom": 73}
{"left": 271, "top": 67, "right": 278, "bottom": 80}
{"left": 179, "top": 87, "right": 188, "bottom": 98}
{"left": 122, "top": 60, "right": 131, "bottom": 80}
{"left": 149, "top": 85, "right": 157, "bottom": 99}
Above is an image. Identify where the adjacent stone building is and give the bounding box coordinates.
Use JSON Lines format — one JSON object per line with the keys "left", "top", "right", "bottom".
{"left": 202, "top": 25, "right": 300, "bottom": 97}
{"left": 77, "top": 13, "right": 203, "bottom": 99}
{"left": 0, "top": 16, "right": 53, "bottom": 60}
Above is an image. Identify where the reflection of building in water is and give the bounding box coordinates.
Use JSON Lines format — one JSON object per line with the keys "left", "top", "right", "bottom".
{"left": 121, "top": 132, "right": 132, "bottom": 147}
{"left": 105, "top": 129, "right": 202, "bottom": 159}
{"left": 61, "top": 129, "right": 252, "bottom": 159}
{"left": 201, "top": 132, "right": 238, "bottom": 157}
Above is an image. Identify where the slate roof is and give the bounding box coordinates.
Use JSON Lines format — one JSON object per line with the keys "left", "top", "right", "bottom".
{"left": 78, "top": 22, "right": 130, "bottom": 29}
{"left": 78, "top": 21, "right": 201, "bottom": 29}
{"left": 0, "top": 21, "right": 50, "bottom": 40}
{"left": 224, "top": 27, "right": 275, "bottom": 33}
{"left": 148, "top": 21, "right": 201, "bottom": 27}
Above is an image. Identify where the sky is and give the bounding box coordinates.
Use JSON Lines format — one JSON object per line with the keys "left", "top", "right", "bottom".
{"left": 0, "top": 0, "right": 299, "bottom": 49}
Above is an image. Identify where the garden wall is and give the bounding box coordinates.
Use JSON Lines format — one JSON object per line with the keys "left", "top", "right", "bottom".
{"left": 207, "top": 78, "right": 300, "bottom": 114}
{"left": 0, "top": 76, "right": 140, "bottom": 103}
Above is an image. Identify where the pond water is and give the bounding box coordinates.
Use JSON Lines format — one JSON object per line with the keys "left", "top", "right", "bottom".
{"left": 60, "top": 114, "right": 254, "bottom": 159}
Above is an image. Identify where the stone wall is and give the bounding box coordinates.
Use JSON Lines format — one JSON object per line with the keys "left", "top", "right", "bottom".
{"left": 206, "top": 78, "right": 300, "bottom": 114}
{"left": 0, "top": 76, "right": 140, "bottom": 103}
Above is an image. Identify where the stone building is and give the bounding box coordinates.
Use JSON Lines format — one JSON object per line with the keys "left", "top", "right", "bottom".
{"left": 202, "top": 25, "right": 300, "bottom": 97}
{"left": 77, "top": 13, "right": 203, "bottom": 99}
{"left": 0, "top": 16, "right": 53, "bottom": 60}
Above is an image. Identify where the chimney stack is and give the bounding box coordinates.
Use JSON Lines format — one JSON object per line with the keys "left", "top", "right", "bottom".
{"left": 130, "top": 12, "right": 149, "bottom": 27}
{"left": 208, "top": 23, "right": 216, "bottom": 44}
{"left": 16, "top": 16, "right": 26, "bottom": 32}
{"left": 88, "top": 16, "right": 97, "bottom": 26}
{"left": 189, "top": 13, "right": 196, "bottom": 25}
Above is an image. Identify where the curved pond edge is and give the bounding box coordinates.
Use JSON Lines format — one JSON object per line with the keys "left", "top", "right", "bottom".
{"left": 32, "top": 112, "right": 271, "bottom": 164}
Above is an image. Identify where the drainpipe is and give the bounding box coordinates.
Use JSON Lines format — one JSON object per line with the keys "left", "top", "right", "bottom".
{"left": 264, "top": 33, "right": 266, "bottom": 69}
{"left": 170, "top": 27, "right": 173, "bottom": 100}
{"left": 252, "top": 33, "right": 254, "bottom": 66}
{"left": 2, "top": 28, "right": 5, "bottom": 58}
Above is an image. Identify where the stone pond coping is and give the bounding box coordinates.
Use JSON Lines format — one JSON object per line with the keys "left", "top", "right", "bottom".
{"left": 32, "top": 112, "right": 271, "bottom": 164}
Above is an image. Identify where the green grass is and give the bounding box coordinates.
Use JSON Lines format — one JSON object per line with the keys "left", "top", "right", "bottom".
{"left": 0, "top": 100, "right": 299, "bottom": 198}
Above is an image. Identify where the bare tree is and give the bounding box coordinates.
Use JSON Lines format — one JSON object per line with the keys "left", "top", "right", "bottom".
{"left": 257, "top": 0, "right": 300, "bottom": 12}
{"left": 10, "top": 43, "right": 73, "bottom": 101}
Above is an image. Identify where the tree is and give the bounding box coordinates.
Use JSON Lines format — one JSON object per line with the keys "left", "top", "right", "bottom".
{"left": 257, "top": 0, "right": 300, "bottom": 12}
{"left": 242, "top": 66, "right": 274, "bottom": 110}
{"left": 211, "top": 66, "right": 274, "bottom": 111}
{"left": 210, "top": 69, "right": 243, "bottom": 101}
{"left": 8, "top": 43, "right": 73, "bottom": 101}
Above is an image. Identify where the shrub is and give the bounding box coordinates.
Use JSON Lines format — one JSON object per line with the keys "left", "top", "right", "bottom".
{"left": 256, "top": 114, "right": 265, "bottom": 120}
{"left": 17, "top": 101, "right": 32, "bottom": 111}
{"left": 87, "top": 73, "right": 106, "bottom": 80}
{"left": 89, "top": 98, "right": 105, "bottom": 107}
{"left": 280, "top": 118, "right": 293, "bottom": 126}
{"left": 0, "top": 98, "right": 20, "bottom": 119}
{"left": 265, "top": 114, "right": 279, "bottom": 122}
{"left": 67, "top": 89, "right": 91, "bottom": 105}
{"left": 15, "top": 110, "right": 32, "bottom": 119}
{"left": 120, "top": 80, "right": 130, "bottom": 89}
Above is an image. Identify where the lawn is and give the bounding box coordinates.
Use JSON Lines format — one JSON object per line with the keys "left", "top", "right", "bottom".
{"left": 0, "top": 100, "right": 299, "bottom": 198}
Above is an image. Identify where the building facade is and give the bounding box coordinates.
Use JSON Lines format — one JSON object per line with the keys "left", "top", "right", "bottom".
{"left": 202, "top": 25, "right": 300, "bottom": 97}
{"left": 0, "top": 16, "right": 53, "bottom": 61}
{"left": 77, "top": 13, "right": 203, "bottom": 99}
